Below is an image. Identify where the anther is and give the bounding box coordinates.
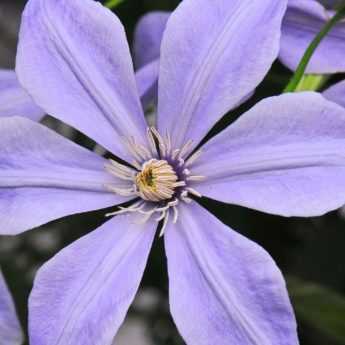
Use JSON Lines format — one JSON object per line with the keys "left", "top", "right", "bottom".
{"left": 135, "top": 159, "right": 181, "bottom": 202}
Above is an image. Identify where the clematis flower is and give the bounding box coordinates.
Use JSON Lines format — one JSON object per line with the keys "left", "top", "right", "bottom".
{"left": 3, "top": 0, "right": 345, "bottom": 343}
{"left": 280, "top": 0, "right": 345, "bottom": 73}
{"left": 0, "top": 269, "right": 23, "bottom": 345}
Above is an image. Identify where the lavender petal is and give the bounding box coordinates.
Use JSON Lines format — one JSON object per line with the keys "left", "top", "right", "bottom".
{"left": 136, "top": 60, "right": 160, "bottom": 110}
{"left": 157, "top": 0, "right": 287, "bottom": 150}
{"left": 0, "top": 270, "right": 23, "bottom": 345}
{"left": 29, "top": 216, "right": 156, "bottom": 345}
{"left": 0, "top": 117, "right": 128, "bottom": 235}
{"left": 323, "top": 79, "right": 345, "bottom": 108}
{"left": 165, "top": 203, "right": 299, "bottom": 345}
{"left": 192, "top": 92, "right": 345, "bottom": 217}
{"left": 133, "top": 12, "right": 169, "bottom": 110}
{"left": 16, "top": 0, "right": 147, "bottom": 162}
{"left": 133, "top": 11, "right": 170, "bottom": 69}
{"left": 0, "top": 69, "right": 44, "bottom": 121}
{"left": 280, "top": 0, "right": 345, "bottom": 73}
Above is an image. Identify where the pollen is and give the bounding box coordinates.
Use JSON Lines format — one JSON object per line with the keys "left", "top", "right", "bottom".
{"left": 135, "top": 159, "right": 183, "bottom": 202}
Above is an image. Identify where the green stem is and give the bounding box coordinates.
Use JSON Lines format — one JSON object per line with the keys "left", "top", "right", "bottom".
{"left": 294, "top": 74, "right": 330, "bottom": 92}
{"left": 104, "top": 0, "right": 124, "bottom": 9}
{"left": 284, "top": 4, "right": 345, "bottom": 93}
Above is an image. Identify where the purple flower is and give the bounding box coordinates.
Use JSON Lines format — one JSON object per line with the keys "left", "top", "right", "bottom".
{"left": 0, "top": 14, "right": 161, "bottom": 121}
{"left": 134, "top": 11, "right": 170, "bottom": 109}
{"left": 0, "top": 69, "right": 44, "bottom": 120}
{"left": 0, "top": 269, "right": 23, "bottom": 345}
{"left": 323, "top": 79, "right": 345, "bottom": 217}
{"left": 2, "top": 0, "right": 345, "bottom": 343}
{"left": 323, "top": 79, "right": 345, "bottom": 108}
{"left": 280, "top": 0, "right": 345, "bottom": 73}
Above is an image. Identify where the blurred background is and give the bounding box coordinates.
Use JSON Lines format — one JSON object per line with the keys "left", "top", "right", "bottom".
{"left": 1, "top": 0, "right": 345, "bottom": 344}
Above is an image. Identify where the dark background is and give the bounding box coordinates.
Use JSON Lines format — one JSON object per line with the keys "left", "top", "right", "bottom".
{"left": 1, "top": 0, "right": 345, "bottom": 344}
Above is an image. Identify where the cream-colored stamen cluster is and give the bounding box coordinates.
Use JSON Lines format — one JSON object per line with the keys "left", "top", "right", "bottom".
{"left": 135, "top": 159, "right": 186, "bottom": 201}
{"left": 104, "top": 128, "right": 205, "bottom": 235}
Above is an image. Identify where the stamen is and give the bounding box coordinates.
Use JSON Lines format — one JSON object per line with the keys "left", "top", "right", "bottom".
{"left": 172, "top": 206, "right": 179, "bottom": 223}
{"left": 186, "top": 175, "right": 206, "bottom": 182}
{"left": 125, "top": 136, "right": 155, "bottom": 162}
{"left": 150, "top": 127, "right": 167, "bottom": 158}
{"left": 159, "top": 209, "right": 170, "bottom": 237}
{"left": 104, "top": 128, "right": 206, "bottom": 236}
{"left": 178, "top": 158, "right": 185, "bottom": 167}
{"left": 168, "top": 199, "right": 179, "bottom": 207}
{"left": 185, "top": 150, "right": 203, "bottom": 167}
{"left": 186, "top": 187, "right": 202, "bottom": 198}
{"left": 156, "top": 210, "right": 167, "bottom": 222}
{"left": 181, "top": 191, "right": 193, "bottom": 203}
{"left": 125, "top": 137, "right": 143, "bottom": 162}
{"left": 173, "top": 181, "right": 187, "bottom": 187}
{"left": 135, "top": 144, "right": 152, "bottom": 160}
{"left": 105, "top": 160, "right": 136, "bottom": 181}
{"left": 165, "top": 131, "right": 172, "bottom": 156}
{"left": 106, "top": 201, "right": 144, "bottom": 217}
{"left": 132, "top": 160, "right": 142, "bottom": 171}
{"left": 138, "top": 204, "right": 169, "bottom": 216}
{"left": 147, "top": 128, "right": 158, "bottom": 156}
{"left": 105, "top": 184, "right": 136, "bottom": 197}
{"left": 171, "top": 149, "right": 180, "bottom": 161}
{"left": 178, "top": 140, "right": 193, "bottom": 159}
{"left": 137, "top": 212, "right": 154, "bottom": 224}
{"left": 135, "top": 159, "right": 180, "bottom": 202}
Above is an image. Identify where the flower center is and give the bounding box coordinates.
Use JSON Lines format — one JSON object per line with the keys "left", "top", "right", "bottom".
{"left": 104, "top": 127, "right": 205, "bottom": 235}
{"left": 135, "top": 159, "right": 179, "bottom": 202}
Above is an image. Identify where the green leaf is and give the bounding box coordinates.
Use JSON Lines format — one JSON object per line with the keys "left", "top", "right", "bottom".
{"left": 288, "top": 276, "right": 345, "bottom": 344}
{"left": 284, "top": 4, "right": 345, "bottom": 93}
{"left": 104, "top": 0, "right": 124, "bottom": 9}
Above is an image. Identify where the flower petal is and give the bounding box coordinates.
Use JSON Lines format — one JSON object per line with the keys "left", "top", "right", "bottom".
{"left": 133, "top": 12, "right": 169, "bottom": 110}
{"left": 0, "top": 270, "right": 23, "bottom": 345}
{"left": 0, "top": 117, "right": 129, "bottom": 235}
{"left": 29, "top": 215, "right": 156, "bottom": 345}
{"left": 165, "top": 203, "right": 298, "bottom": 345}
{"left": 323, "top": 79, "right": 345, "bottom": 108}
{"left": 133, "top": 11, "right": 170, "bottom": 69}
{"left": 157, "top": 0, "right": 287, "bottom": 150}
{"left": 16, "top": 0, "right": 147, "bottom": 161}
{"left": 0, "top": 69, "right": 44, "bottom": 121}
{"left": 192, "top": 92, "right": 345, "bottom": 217}
{"left": 280, "top": 0, "right": 345, "bottom": 73}
{"left": 135, "top": 60, "right": 160, "bottom": 110}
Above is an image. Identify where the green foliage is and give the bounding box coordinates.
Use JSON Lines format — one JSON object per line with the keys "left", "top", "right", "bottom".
{"left": 288, "top": 276, "right": 345, "bottom": 344}
{"left": 104, "top": 0, "right": 124, "bottom": 9}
